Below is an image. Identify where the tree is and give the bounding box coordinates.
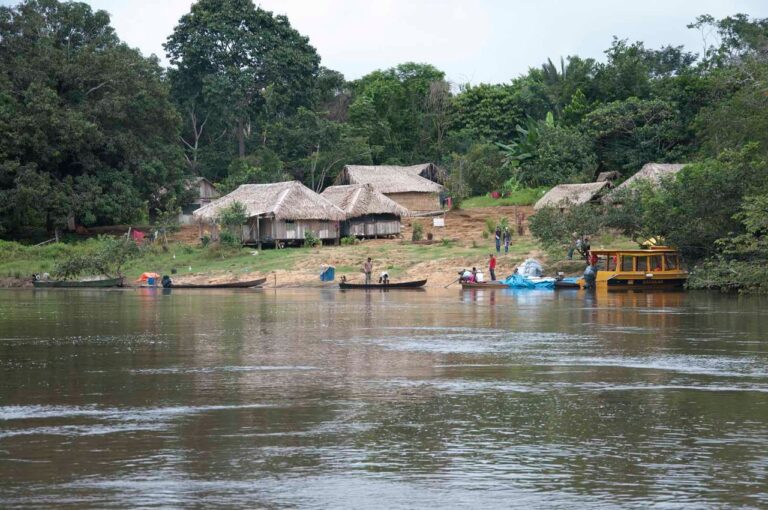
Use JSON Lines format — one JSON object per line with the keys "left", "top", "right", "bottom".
{"left": 165, "top": 0, "right": 320, "bottom": 163}
{"left": 583, "top": 97, "right": 688, "bottom": 173}
{"left": 0, "top": 0, "right": 183, "bottom": 236}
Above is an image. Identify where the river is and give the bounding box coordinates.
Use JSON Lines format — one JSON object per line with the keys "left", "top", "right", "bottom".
{"left": 0, "top": 288, "right": 767, "bottom": 508}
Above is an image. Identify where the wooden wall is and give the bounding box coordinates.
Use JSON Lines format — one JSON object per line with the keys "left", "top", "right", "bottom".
{"left": 344, "top": 214, "right": 402, "bottom": 237}
{"left": 243, "top": 218, "right": 339, "bottom": 243}
{"left": 385, "top": 192, "right": 441, "bottom": 213}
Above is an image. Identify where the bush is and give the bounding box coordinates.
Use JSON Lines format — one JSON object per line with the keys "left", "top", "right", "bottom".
{"left": 219, "top": 231, "right": 240, "bottom": 247}
{"left": 200, "top": 235, "right": 211, "bottom": 247}
{"left": 412, "top": 222, "right": 424, "bottom": 241}
{"left": 484, "top": 217, "right": 496, "bottom": 235}
{"left": 340, "top": 236, "right": 359, "bottom": 246}
{"left": 304, "top": 230, "right": 321, "bottom": 248}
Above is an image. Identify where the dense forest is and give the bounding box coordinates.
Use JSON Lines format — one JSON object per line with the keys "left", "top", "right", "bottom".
{"left": 1, "top": 0, "right": 768, "bottom": 289}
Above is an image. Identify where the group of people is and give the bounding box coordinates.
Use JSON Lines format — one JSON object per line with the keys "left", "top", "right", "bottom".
{"left": 362, "top": 257, "right": 389, "bottom": 284}
{"left": 459, "top": 254, "right": 498, "bottom": 283}
{"left": 494, "top": 226, "right": 512, "bottom": 254}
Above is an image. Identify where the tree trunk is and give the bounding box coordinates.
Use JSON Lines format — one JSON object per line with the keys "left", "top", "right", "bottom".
{"left": 237, "top": 118, "right": 246, "bottom": 158}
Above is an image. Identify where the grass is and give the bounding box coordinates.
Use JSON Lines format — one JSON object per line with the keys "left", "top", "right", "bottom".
{"left": 460, "top": 187, "right": 549, "bottom": 208}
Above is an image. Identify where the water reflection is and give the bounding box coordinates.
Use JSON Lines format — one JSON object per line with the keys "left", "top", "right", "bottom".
{"left": 0, "top": 288, "right": 767, "bottom": 508}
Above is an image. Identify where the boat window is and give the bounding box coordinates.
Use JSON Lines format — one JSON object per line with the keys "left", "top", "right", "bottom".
{"left": 636, "top": 257, "right": 648, "bottom": 271}
{"left": 664, "top": 255, "right": 678, "bottom": 270}
{"left": 621, "top": 256, "right": 634, "bottom": 271}
{"left": 607, "top": 254, "right": 618, "bottom": 271}
{"left": 595, "top": 255, "right": 608, "bottom": 270}
{"left": 650, "top": 255, "right": 662, "bottom": 272}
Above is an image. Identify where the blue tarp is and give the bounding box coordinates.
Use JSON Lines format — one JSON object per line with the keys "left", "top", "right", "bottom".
{"left": 320, "top": 266, "right": 335, "bottom": 281}
{"left": 502, "top": 273, "right": 555, "bottom": 290}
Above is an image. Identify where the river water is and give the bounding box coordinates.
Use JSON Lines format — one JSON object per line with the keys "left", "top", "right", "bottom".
{"left": 0, "top": 288, "right": 767, "bottom": 509}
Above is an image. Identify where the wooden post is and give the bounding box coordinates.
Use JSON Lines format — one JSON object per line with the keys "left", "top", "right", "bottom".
{"left": 256, "top": 216, "right": 262, "bottom": 250}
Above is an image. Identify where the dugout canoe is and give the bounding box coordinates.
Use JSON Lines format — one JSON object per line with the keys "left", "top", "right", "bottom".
{"left": 339, "top": 279, "right": 427, "bottom": 289}
{"left": 33, "top": 277, "right": 125, "bottom": 288}
{"left": 163, "top": 277, "right": 267, "bottom": 289}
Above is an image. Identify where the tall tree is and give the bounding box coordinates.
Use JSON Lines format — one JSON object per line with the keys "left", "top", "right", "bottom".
{"left": 165, "top": 0, "right": 320, "bottom": 169}
{"left": 0, "top": 0, "right": 183, "bottom": 236}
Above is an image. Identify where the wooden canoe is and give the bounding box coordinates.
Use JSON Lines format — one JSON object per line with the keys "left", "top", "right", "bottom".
{"left": 339, "top": 279, "right": 427, "bottom": 289}
{"left": 33, "top": 277, "right": 125, "bottom": 288}
{"left": 460, "top": 282, "right": 509, "bottom": 289}
{"left": 164, "top": 277, "right": 267, "bottom": 289}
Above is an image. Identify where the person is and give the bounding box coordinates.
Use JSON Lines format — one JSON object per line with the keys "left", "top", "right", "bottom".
{"left": 488, "top": 254, "right": 497, "bottom": 281}
{"left": 467, "top": 270, "right": 475, "bottom": 283}
{"left": 474, "top": 267, "right": 485, "bottom": 283}
{"left": 363, "top": 257, "right": 373, "bottom": 285}
{"left": 161, "top": 275, "right": 173, "bottom": 288}
{"left": 503, "top": 227, "right": 511, "bottom": 254}
{"left": 379, "top": 271, "right": 390, "bottom": 284}
{"left": 567, "top": 232, "right": 578, "bottom": 260}
{"left": 582, "top": 236, "right": 591, "bottom": 261}
{"left": 494, "top": 226, "right": 501, "bottom": 253}
{"left": 460, "top": 268, "right": 472, "bottom": 283}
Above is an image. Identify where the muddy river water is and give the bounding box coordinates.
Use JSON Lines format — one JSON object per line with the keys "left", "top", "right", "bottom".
{"left": 0, "top": 288, "right": 767, "bottom": 508}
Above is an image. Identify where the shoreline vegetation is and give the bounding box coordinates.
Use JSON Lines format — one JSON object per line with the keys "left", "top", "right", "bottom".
{"left": 0, "top": 2, "right": 766, "bottom": 293}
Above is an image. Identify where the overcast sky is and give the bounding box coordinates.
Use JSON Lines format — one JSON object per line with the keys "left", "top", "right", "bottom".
{"left": 3, "top": 0, "right": 768, "bottom": 84}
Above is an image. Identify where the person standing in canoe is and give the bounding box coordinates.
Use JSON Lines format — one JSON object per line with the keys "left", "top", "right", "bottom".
{"left": 488, "top": 254, "right": 497, "bottom": 281}
{"left": 362, "top": 257, "right": 373, "bottom": 285}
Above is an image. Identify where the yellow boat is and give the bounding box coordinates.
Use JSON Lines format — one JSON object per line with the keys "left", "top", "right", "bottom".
{"left": 581, "top": 246, "right": 688, "bottom": 290}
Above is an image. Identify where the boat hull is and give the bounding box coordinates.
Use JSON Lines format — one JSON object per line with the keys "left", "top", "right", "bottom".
{"left": 33, "top": 277, "right": 124, "bottom": 288}
{"left": 339, "top": 279, "right": 427, "bottom": 289}
{"left": 460, "top": 282, "right": 508, "bottom": 289}
{"left": 167, "top": 278, "right": 266, "bottom": 289}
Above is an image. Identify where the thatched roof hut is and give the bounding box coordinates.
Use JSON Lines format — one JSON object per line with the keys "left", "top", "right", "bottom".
{"left": 334, "top": 163, "right": 445, "bottom": 213}
{"left": 534, "top": 182, "right": 610, "bottom": 210}
{"left": 614, "top": 163, "right": 687, "bottom": 191}
{"left": 321, "top": 184, "right": 409, "bottom": 218}
{"left": 336, "top": 164, "right": 444, "bottom": 193}
{"left": 194, "top": 181, "right": 345, "bottom": 223}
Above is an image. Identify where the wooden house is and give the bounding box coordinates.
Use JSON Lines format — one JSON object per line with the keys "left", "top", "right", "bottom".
{"left": 179, "top": 177, "right": 220, "bottom": 225}
{"left": 193, "top": 181, "right": 345, "bottom": 247}
{"left": 334, "top": 163, "right": 445, "bottom": 213}
{"left": 321, "top": 184, "right": 409, "bottom": 238}
{"left": 534, "top": 182, "right": 611, "bottom": 211}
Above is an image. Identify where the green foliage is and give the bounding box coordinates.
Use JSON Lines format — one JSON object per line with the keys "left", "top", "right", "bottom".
{"left": 529, "top": 204, "right": 604, "bottom": 255}
{"left": 340, "top": 236, "right": 360, "bottom": 246}
{"left": 217, "top": 201, "right": 247, "bottom": 244}
{"left": 304, "top": 230, "right": 321, "bottom": 248}
{"left": 411, "top": 221, "right": 424, "bottom": 241}
{"left": 53, "top": 236, "right": 140, "bottom": 279}
{"left": 0, "top": 0, "right": 184, "bottom": 235}
{"left": 218, "top": 230, "right": 240, "bottom": 247}
{"left": 460, "top": 188, "right": 548, "bottom": 208}
{"left": 444, "top": 142, "right": 507, "bottom": 195}
{"left": 165, "top": 0, "right": 320, "bottom": 168}
{"left": 583, "top": 97, "right": 689, "bottom": 174}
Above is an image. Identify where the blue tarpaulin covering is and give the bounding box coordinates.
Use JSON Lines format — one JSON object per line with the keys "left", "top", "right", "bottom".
{"left": 320, "top": 266, "right": 335, "bottom": 281}
{"left": 502, "top": 274, "right": 555, "bottom": 289}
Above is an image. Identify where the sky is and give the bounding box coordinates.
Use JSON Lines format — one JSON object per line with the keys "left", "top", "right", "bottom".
{"left": 3, "top": 0, "right": 768, "bottom": 84}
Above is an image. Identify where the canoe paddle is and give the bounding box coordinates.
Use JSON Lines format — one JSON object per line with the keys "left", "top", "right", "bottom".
{"left": 444, "top": 277, "right": 460, "bottom": 288}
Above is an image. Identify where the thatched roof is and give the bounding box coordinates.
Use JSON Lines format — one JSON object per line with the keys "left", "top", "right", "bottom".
{"left": 193, "top": 181, "right": 345, "bottom": 222}
{"left": 614, "top": 163, "right": 687, "bottom": 191}
{"left": 534, "top": 182, "right": 610, "bottom": 210}
{"left": 336, "top": 163, "right": 444, "bottom": 193}
{"left": 321, "top": 184, "right": 410, "bottom": 218}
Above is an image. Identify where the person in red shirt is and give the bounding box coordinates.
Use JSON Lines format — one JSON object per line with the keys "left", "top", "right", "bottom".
{"left": 488, "top": 254, "right": 497, "bottom": 281}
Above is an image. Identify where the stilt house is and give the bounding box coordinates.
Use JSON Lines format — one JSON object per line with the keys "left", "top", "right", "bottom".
{"left": 321, "top": 184, "right": 409, "bottom": 238}
{"left": 193, "top": 181, "right": 345, "bottom": 247}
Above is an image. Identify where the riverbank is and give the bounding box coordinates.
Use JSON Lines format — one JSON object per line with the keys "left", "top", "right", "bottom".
{"left": 3, "top": 206, "right": 577, "bottom": 288}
